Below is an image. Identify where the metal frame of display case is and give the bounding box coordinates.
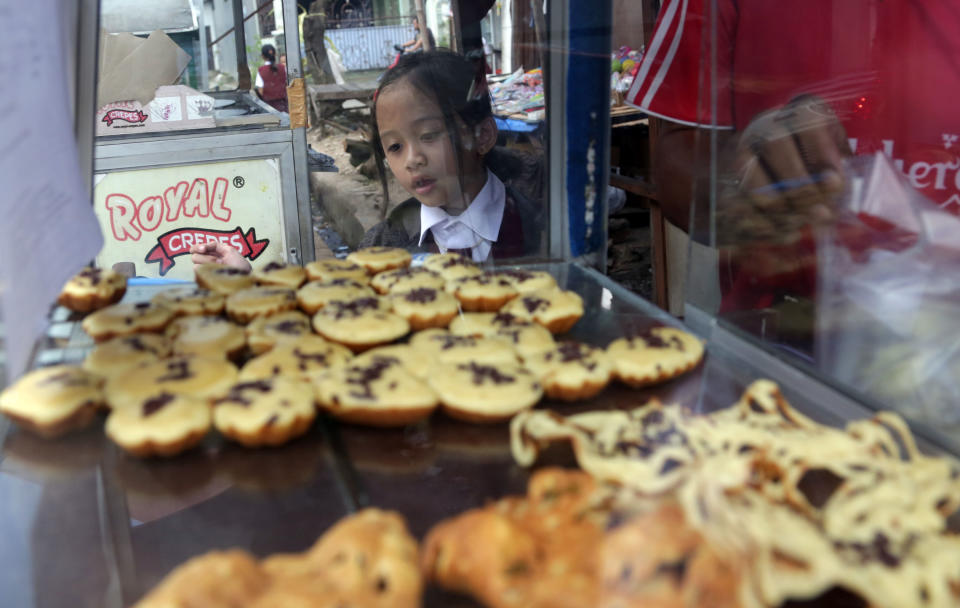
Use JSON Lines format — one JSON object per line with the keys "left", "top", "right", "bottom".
{"left": 76, "top": 0, "right": 101, "bottom": 197}
{"left": 546, "top": 0, "right": 612, "bottom": 268}
{"left": 6, "top": 2, "right": 959, "bottom": 605}
{"left": 93, "top": 0, "right": 315, "bottom": 267}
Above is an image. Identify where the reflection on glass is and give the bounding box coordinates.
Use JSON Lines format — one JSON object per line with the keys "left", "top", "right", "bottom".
{"left": 632, "top": 0, "right": 960, "bottom": 425}
{"left": 97, "top": 0, "right": 287, "bottom": 94}
{"left": 202, "top": 0, "right": 282, "bottom": 92}
{"left": 360, "top": 49, "right": 546, "bottom": 261}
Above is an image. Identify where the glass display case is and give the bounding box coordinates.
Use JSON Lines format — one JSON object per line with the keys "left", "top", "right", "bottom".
{"left": 1, "top": 262, "right": 902, "bottom": 607}
{"left": 623, "top": 0, "right": 960, "bottom": 454}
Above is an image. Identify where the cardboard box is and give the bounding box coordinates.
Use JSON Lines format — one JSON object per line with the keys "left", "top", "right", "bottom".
{"left": 96, "top": 30, "right": 214, "bottom": 135}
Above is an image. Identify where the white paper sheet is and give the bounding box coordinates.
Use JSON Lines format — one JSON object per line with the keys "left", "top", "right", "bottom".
{"left": 0, "top": 0, "right": 104, "bottom": 381}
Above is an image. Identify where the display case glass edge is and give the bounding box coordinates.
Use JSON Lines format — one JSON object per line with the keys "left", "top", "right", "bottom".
{"left": 283, "top": 0, "right": 315, "bottom": 265}
{"left": 76, "top": 0, "right": 101, "bottom": 199}
{"left": 564, "top": 0, "right": 611, "bottom": 268}
{"left": 546, "top": 0, "right": 568, "bottom": 261}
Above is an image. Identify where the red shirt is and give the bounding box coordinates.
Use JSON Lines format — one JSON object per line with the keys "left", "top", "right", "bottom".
{"left": 258, "top": 63, "right": 287, "bottom": 102}
{"left": 627, "top": 0, "right": 960, "bottom": 310}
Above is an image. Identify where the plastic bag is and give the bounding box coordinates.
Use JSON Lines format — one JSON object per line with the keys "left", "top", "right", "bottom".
{"left": 815, "top": 152, "right": 960, "bottom": 425}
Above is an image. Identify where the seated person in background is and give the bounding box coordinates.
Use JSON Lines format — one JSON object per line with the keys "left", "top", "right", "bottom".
{"left": 360, "top": 49, "right": 544, "bottom": 261}
{"left": 255, "top": 44, "right": 288, "bottom": 113}
{"left": 399, "top": 16, "right": 436, "bottom": 53}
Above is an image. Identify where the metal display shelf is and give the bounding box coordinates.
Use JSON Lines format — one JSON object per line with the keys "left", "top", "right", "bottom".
{"left": 0, "top": 261, "right": 932, "bottom": 608}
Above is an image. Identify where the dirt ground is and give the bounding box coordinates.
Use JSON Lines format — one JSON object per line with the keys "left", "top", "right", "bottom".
{"left": 307, "top": 124, "right": 409, "bottom": 259}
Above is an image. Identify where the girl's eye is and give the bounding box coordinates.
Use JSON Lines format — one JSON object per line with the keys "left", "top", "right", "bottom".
{"left": 386, "top": 143, "right": 402, "bottom": 153}
{"left": 421, "top": 131, "right": 440, "bottom": 142}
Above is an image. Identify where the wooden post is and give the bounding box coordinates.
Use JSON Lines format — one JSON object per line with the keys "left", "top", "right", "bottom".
{"left": 531, "top": 0, "right": 546, "bottom": 69}
{"left": 303, "top": 4, "right": 334, "bottom": 85}
{"left": 233, "top": 0, "right": 252, "bottom": 90}
{"left": 415, "top": 0, "right": 431, "bottom": 51}
{"left": 640, "top": 0, "right": 670, "bottom": 311}
{"left": 449, "top": 0, "right": 462, "bottom": 53}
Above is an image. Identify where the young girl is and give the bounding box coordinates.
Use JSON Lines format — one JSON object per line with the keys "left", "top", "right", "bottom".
{"left": 192, "top": 50, "right": 543, "bottom": 269}
{"left": 360, "top": 49, "right": 544, "bottom": 261}
{"left": 255, "top": 44, "right": 288, "bottom": 113}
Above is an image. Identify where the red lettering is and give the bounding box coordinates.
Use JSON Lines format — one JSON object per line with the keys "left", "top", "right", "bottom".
{"left": 182, "top": 233, "right": 194, "bottom": 248}
{"left": 137, "top": 196, "right": 164, "bottom": 231}
{"left": 164, "top": 181, "right": 190, "bottom": 221}
{"left": 231, "top": 235, "right": 243, "bottom": 250}
{"left": 210, "top": 177, "right": 231, "bottom": 221}
{"left": 169, "top": 234, "right": 182, "bottom": 252}
{"left": 183, "top": 178, "right": 210, "bottom": 218}
{"left": 105, "top": 193, "right": 141, "bottom": 241}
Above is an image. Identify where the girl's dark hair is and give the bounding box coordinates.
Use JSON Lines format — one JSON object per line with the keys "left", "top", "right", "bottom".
{"left": 372, "top": 49, "right": 491, "bottom": 204}
{"left": 262, "top": 44, "right": 278, "bottom": 73}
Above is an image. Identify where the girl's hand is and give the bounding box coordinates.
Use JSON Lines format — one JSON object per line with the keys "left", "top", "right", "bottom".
{"left": 189, "top": 242, "right": 252, "bottom": 271}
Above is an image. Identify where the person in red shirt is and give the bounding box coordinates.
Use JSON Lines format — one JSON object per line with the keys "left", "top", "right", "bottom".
{"left": 255, "top": 44, "right": 288, "bottom": 113}
{"left": 627, "top": 0, "right": 960, "bottom": 317}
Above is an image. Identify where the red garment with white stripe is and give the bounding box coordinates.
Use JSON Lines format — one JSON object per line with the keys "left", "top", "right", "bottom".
{"left": 628, "top": 0, "right": 960, "bottom": 213}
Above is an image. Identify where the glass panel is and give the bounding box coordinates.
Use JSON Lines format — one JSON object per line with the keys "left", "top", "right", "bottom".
{"left": 97, "top": 0, "right": 287, "bottom": 96}
{"left": 204, "top": 0, "right": 283, "bottom": 94}
{"left": 631, "top": 0, "right": 960, "bottom": 428}
{"left": 307, "top": 0, "right": 550, "bottom": 262}
{"left": 94, "top": 0, "right": 294, "bottom": 140}
{"left": 0, "top": 264, "right": 692, "bottom": 607}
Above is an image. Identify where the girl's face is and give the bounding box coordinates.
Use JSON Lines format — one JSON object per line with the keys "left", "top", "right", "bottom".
{"left": 376, "top": 80, "right": 488, "bottom": 213}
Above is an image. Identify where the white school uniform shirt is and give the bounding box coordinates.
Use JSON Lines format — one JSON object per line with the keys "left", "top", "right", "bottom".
{"left": 418, "top": 169, "right": 506, "bottom": 262}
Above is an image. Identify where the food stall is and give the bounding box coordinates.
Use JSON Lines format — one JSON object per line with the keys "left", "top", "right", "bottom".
{"left": 2, "top": 1, "right": 959, "bottom": 607}
{"left": 92, "top": 0, "right": 315, "bottom": 280}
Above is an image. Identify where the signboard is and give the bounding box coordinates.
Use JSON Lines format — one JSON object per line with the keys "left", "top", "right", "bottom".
{"left": 94, "top": 158, "right": 286, "bottom": 280}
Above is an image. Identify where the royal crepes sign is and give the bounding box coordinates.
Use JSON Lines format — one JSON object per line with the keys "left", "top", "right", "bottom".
{"left": 144, "top": 226, "right": 269, "bottom": 275}
{"left": 94, "top": 158, "right": 285, "bottom": 280}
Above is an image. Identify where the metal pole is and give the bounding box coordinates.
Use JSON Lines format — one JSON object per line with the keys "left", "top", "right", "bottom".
{"left": 197, "top": 0, "right": 209, "bottom": 90}
{"left": 76, "top": 0, "right": 100, "bottom": 199}
{"left": 284, "top": 0, "right": 317, "bottom": 264}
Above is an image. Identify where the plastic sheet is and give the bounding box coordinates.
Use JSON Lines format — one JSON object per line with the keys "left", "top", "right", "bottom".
{"left": 816, "top": 153, "right": 960, "bottom": 425}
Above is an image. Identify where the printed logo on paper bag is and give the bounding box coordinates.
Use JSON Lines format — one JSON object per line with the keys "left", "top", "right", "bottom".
{"left": 150, "top": 97, "right": 182, "bottom": 122}
{"left": 102, "top": 109, "right": 148, "bottom": 126}
{"left": 145, "top": 226, "right": 269, "bottom": 275}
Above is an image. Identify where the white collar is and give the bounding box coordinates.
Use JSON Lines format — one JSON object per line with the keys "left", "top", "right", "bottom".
{"left": 418, "top": 170, "right": 506, "bottom": 247}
